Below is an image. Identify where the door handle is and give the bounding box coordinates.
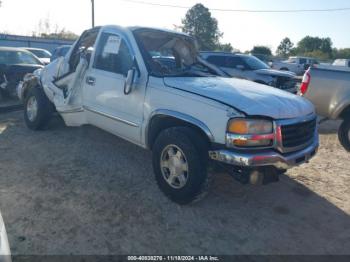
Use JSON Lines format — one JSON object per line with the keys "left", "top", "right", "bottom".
{"left": 86, "top": 76, "right": 96, "bottom": 86}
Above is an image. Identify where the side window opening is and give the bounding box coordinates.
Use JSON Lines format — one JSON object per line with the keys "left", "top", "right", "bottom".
{"left": 69, "top": 28, "right": 100, "bottom": 72}
{"left": 299, "top": 58, "right": 307, "bottom": 64}
{"left": 226, "top": 56, "right": 246, "bottom": 69}
{"left": 207, "top": 56, "right": 227, "bottom": 67}
{"left": 93, "top": 33, "right": 133, "bottom": 76}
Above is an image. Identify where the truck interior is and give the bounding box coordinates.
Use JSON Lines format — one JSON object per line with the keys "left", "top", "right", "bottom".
{"left": 133, "top": 28, "right": 222, "bottom": 77}
{"left": 52, "top": 27, "right": 100, "bottom": 100}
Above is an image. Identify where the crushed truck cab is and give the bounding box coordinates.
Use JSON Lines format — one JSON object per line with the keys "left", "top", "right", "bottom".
{"left": 18, "top": 25, "right": 319, "bottom": 204}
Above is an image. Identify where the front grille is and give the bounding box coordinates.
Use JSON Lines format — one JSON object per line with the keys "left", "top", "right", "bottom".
{"left": 281, "top": 118, "right": 316, "bottom": 148}
{"left": 276, "top": 77, "right": 297, "bottom": 90}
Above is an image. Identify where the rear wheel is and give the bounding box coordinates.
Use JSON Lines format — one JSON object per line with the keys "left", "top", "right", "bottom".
{"left": 152, "top": 127, "right": 210, "bottom": 205}
{"left": 338, "top": 118, "right": 350, "bottom": 152}
{"left": 24, "top": 88, "right": 54, "bottom": 130}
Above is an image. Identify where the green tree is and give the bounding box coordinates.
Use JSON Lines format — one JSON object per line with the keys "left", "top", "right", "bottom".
{"left": 333, "top": 48, "right": 350, "bottom": 59}
{"left": 276, "top": 37, "right": 294, "bottom": 57}
{"left": 181, "top": 3, "right": 222, "bottom": 51}
{"left": 296, "top": 36, "right": 333, "bottom": 58}
{"left": 251, "top": 46, "right": 272, "bottom": 56}
{"left": 216, "top": 43, "right": 233, "bottom": 52}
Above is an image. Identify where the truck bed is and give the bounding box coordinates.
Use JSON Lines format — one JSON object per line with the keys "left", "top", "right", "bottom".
{"left": 303, "top": 66, "right": 350, "bottom": 119}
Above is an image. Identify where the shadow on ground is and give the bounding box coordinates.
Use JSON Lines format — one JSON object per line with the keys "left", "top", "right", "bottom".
{"left": 0, "top": 112, "right": 349, "bottom": 255}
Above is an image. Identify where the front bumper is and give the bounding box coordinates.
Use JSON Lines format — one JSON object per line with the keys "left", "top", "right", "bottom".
{"left": 209, "top": 136, "right": 319, "bottom": 169}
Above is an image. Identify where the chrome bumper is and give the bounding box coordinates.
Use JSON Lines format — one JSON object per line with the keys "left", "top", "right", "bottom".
{"left": 209, "top": 137, "right": 319, "bottom": 169}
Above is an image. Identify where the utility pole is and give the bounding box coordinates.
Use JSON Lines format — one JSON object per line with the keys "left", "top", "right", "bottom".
{"left": 91, "top": 0, "right": 95, "bottom": 28}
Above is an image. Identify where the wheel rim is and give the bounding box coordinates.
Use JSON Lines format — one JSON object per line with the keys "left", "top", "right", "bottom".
{"left": 26, "top": 96, "right": 38, "bottom": 122}
{"left": 160, "top": 145, "right": 189, "bottom": 189}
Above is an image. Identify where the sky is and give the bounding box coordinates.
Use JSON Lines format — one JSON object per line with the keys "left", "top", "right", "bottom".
{"left": 0, "top": 0, "right": 349, "bottom": 53}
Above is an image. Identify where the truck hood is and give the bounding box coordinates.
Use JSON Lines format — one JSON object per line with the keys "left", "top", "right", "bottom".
{"left": 163, "top": 77, "right": 314, "bottom": 119}
{"left": 255, "top": 68, "right": 296, "bottom": 78}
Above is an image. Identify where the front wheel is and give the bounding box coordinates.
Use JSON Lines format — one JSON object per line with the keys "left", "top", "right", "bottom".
{"left": 24, "top": 88, "right": 53, "bottom": 130}
{"left": 152, "top": 127, "right": 210, "bottom": 205}
{"left": 338, "top": 118, "right": 350, "bottom": 152}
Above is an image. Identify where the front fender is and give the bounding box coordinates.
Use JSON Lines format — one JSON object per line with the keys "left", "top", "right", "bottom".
{"left": 331, "top": 100, "right": 350, "bottom": 119}
{"left": 145, "top": 109, "right": 215, "bottom": 149}
{"left": 18, "top": 70, "right": 42, "bottom": 101}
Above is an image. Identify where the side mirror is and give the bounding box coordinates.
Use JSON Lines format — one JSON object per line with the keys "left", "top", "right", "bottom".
{"left": 124, "top": 68, "right": 137, "bottom": 95}
{"left": 236, "top": 65, "right": 245, "bottom": 70}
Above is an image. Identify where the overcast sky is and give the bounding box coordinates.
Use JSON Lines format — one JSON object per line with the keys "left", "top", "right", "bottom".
{"left": 0, "top": 0, "right": 349, "bottom": 53}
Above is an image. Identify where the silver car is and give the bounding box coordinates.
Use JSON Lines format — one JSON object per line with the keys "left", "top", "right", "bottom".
{"left": 201, "top": 51, "right": 298, "bottom": 93}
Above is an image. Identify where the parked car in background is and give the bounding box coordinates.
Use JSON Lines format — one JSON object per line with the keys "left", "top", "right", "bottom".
{"left": 201, "top": 52, "right": 298, "bottom": 93}
{"left": 50, "top": 45, "right": 71, "bottom": 62}
{"left": 272, "top": 56, "right": 319, "bottom": 75}
{"left": 0, "top": 47, "right": 43, "bottom": 99}
{"left": 300, "top": 66, "right": 350, "bottom": 151}
{"left": 18, "top": 25, "right": 318, "bottom": 204}
{"left": 332, "top": 59, "right": 350, "bottom": 68}
{"left": 0, "top": 212, "right": 11, "bottom": 262}
{"left": 24, "top": 47, "right": 52, "bottom": 65}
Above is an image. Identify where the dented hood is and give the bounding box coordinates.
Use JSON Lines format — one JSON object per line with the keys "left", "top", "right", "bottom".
{"left": 163, "top": 77, "right": 314, "bottom": 119}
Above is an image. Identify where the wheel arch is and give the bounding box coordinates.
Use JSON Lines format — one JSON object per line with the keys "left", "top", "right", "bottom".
{"left": 339, "top": 104, "right": 350, "bottom": 120}
{"left": 146, "top": 110, "right": 215, "bottom": 150}
{"left": 21, "top": 74, "right": 42, "bottom": 101}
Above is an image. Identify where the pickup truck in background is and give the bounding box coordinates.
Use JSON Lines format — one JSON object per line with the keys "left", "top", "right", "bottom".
{"left": 332, "top": 59, "right": 350, "bottom": 68}
{"left": 18, "top": 25, "right": 319, "bottom": 204}
{"left": 200, "top": 52, "right": 298, "bottom": 94}
{"left": 272, "top": 56, "right": 319, "bottom": 75}
{"left": 300, "top": 66, "right": 350, "bottom": 151}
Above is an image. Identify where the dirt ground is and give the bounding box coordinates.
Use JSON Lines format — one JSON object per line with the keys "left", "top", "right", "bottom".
{"left": 0, "top": 111, "right": 349, "bottom": 255}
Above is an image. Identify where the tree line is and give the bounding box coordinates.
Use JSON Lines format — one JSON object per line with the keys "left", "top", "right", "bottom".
{"left": 274, "top": 37, "right": 350, "bottom": 60}
{"left": 181, "top": 3, "right": 350, "bottom": 60}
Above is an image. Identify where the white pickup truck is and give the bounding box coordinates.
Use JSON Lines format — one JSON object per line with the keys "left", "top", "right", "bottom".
{"left": 18, "top": 26, "right": 319, "bottom": 204}
{"left": 272, "top": 56, "right": 319, "bottom": 75}
{"left": 0, "top": 212, "right": 11, "bottom": 262}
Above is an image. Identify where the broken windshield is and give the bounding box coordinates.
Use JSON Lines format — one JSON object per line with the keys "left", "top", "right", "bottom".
{"left": 133, "top": 29, "right": 221, "bottom": 77}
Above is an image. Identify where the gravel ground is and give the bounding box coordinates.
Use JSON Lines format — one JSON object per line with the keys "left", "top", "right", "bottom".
{"left": 0, "top": 111, "right": 349, "bottom": 255}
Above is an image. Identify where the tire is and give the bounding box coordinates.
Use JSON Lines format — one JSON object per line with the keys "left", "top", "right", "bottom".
{"left": 152, "top": 127, "right": 211, "bottom": 205}
{"left": 24, "top": 87, "right": 54, "bottom": 130}
{"left": 338, "top": 118, "right": 350, "bottom": 152}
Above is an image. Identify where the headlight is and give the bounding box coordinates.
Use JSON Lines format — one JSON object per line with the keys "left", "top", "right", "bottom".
{"left": 227, "top": 118, "right": 274, "bottom": 148}
{"left": 228, "top": 119, "right": 273, "bottom": 134}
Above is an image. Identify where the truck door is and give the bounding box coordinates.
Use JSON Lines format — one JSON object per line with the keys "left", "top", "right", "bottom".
{"left": 83, "top": 31, "right": 146, "bottom": 145}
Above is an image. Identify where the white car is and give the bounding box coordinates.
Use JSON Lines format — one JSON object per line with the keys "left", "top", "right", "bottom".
{"left": 24, "top": 48, "right": 52, "bottom": 65}
{"left": 0, "top": 212, "right": 11, "bottom": 262}
{"left": 18, "top": 25, "right": 319, "bottom": 204}
{"left": 272, "top": 56, "right": 319, "bottom": 75}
